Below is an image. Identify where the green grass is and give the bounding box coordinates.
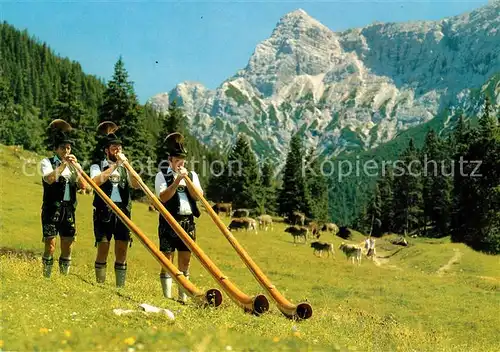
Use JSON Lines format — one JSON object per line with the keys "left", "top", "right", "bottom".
{"left": 1, "top": 145, "right": 500, "bottom": 351}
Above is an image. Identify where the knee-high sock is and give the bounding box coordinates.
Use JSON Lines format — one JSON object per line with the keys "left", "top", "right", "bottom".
{"left": 115, "top": 262, "right": 127, "bottom": 288}
{"left": 59, "top": 257, "right": 71, "bottom": 275}
{"left": 160, "top": 273, "right": 172, "bottom": 299}
{"left": 178, "top": 270, "right": 189, "bottom": 303}
{"left": 95, "top": 261, "right": 107, "bottom": 283}
{"left": 42, "top": 256, "right": 54, "bottom": 278}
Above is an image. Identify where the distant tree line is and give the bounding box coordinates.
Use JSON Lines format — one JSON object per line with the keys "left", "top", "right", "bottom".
{"left": 354, "top": 98, "right": 499, "bottom": 254}
{"left": 0, "top": 22, "right": 217, "bottom": 190}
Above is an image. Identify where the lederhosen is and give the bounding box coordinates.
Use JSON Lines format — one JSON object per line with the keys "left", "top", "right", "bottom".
{"left": 41, "top": 157, "right": 77, "bottom": 240}
{"left": 93, "top": 163, "right": 132, "bottom": 245}
{"left": 158, "top": 167, "right": 200, "bottom": 253}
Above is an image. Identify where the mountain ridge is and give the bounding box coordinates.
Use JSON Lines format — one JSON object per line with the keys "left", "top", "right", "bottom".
{"left": 149, "top": 2, "right": 499, "bottom": 160}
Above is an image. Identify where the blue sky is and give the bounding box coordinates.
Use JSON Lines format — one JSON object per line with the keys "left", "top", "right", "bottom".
{"left": 0, "top": 0, "right": 488, "bottom": 103}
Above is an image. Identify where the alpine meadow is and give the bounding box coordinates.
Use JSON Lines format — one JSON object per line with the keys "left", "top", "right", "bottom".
{"left": 1, "top": 2, "right": 500, "bottom": 352}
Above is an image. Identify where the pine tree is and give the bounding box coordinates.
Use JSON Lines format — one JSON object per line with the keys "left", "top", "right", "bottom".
{"left": 98, "top": 57, "right": 153, "bottom": 164}
{"left": 206, "top": 155, "right": 230, "bottom": 203}
{"left": 225, "top": 134, "right": 259, "bottom": 209}
{"left": 156, "top": 101, "right": 187, "bottom": 165}
{"left": 278, "top": 134, "right": 309, "bottom": 218}
{"left": 0, "top": 76, "right": 15, "bottom": 144}
{"left": 421, "top": 129, "right": 452, "bottom": 237}
{"left": 450, "top": 115, "right": 473, "bottom": 242}
{"left": 451, "top": 97, "right": 500, "bottom": 253}
{"left": 365, "top": 184, "right": 382, "bottom": 236}
{"left": 255, "top": 160, "right": 278, "bottom": 215}
{"left": 392, "top": 139, "right": 423, "bottom": 235}
{"left": 165, "top": 100, "right": 184, "bottom": 135}
{"left": 378, "top": 166, "right": 394, "bottom": 234}
{"left": 304, "top": 148, "right": 328, "bottom": 221}
{"left": 49, "top": 72, "right": 95, "bottom": 160}
{"left": 470, "top": 98, "right": 500, "bottom": 252}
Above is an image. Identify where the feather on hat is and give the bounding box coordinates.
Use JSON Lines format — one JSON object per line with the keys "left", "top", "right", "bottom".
{"left": 47, "top": 119, "right": 74, "bottom": 148}
{"left": 97, "top": 121, "right": 122, "bottom": 148}
{"left": 164, "top": 132, "right": 187, "bottom": 157}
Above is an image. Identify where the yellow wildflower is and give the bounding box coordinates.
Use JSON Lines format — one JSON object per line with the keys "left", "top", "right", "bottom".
{"left": 39, "top": 328, "right": 49, "bottom": 334}
{"left": 64, "top": 330, "right": 71, "bottom": 338}
{"left": 124, "top": 337, "right": 136, "bottom": 346}
{"left": 272, "top": 337, "right": 280, "bottom": 343}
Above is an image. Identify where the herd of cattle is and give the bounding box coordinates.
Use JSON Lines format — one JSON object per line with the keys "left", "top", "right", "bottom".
{"left": 146, "top": 201, "right": 373, "bottom": 264}
{"left": 211, "top": 203, "right": 374, "bottom": 265}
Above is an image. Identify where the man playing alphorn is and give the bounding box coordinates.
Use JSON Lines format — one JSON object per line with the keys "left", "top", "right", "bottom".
{"left": 90, "top": 122, "right": 140, "bottom": 287}
{"left": 40, "top": 120, "right": 87, "bottom": 277}
{"left": 155, "top": 132, "right": 203, "bottom": 303}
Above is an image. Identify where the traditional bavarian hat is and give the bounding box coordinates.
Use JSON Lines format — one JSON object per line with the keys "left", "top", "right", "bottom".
{"left": 97, "top": 121, "right": 122, "bottom": 149}
{"left": 47, "top": 119, "right": 74, "bottom": 148}
{"left": 164, "top": 132, "right": 187, "bottom": 158}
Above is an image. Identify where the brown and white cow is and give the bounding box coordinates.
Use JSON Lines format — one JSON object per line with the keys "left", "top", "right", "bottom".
{"left": 256, "top": 215, "right": 273, "bottom": 231}
{"left": 212, "top": 202, "right": 232, "bottom": 217}
{"left": 285, "top": 226, "right": 308, "bottom": 243}
{"left": 232, "top": 209, "right": 250, "bottom": 218}
{"left": 339, "top": 243, "right": 362, "bottom": 265}
{"left": 321, "top": 223, "right": 339, "bottom": 235}
{"left": 308, "top": 221, "right": 321, "bottom": 239}
{"left": 228, "top": 217, "right": 258, "bottom": 233}
{"left": 289, "top": 211, "right": 306, "bottom": 226}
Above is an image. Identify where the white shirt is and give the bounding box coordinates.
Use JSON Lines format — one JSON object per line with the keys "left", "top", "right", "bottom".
{"left": 90, "top": 160, "right": 131, "bottom": 203}
{"left": 155, "top": 167, "right": 202, "bottom": 215}
{"left": 364, "top": 239, "right": 370, "bottom": 250}
{"left": 40, "top": 156, "right": 76, "bottom": 201}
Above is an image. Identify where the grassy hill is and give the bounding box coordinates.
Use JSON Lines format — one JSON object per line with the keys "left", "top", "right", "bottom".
{"left": 0, "top": 144, "right": 499, "bottom": 351}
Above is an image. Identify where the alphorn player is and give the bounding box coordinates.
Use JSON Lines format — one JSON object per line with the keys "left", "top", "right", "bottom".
{"left": 90, "top": 121, "right": 140, "bottom": 287}
{"left": 155, "top": 132, "right": 203, "bottom": 303}
{"left": 40, "top": 119, "right": 87, "bottom": 277}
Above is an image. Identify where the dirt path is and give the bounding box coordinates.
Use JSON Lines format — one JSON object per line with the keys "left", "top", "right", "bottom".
{"left": 437, "top": 248, "right": 462, "bottom": 276}
{"left": 372, "top": 249, "right": 403, "bottom": 270}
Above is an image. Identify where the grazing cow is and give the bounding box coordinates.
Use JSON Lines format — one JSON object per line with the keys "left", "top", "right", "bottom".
{"left": 285, "top": 226, "right": 308, "bottom": 243}
{"left": 321, "top": 223, "right": 339, "bottom": 235}
{"left": 310, "top": 241, "right": 335, "bottom": 258}
{"left": 213, "top": 202, "right": 232, "bottom": 217}
{"left": 256, "top": 215, "right": 273, "bottom": 231}
{"left": 228, "top": 217, "right": 257, "bottom": 233}
{"left": 339, "top": 243, "right": 362, "bottom": 265}
{"left": 308, "top": 222, "right": 321, "bottom": 239}
{"left": 232, "top": 209, "right": 250, "bottom": 218}
{"left": 289, "top": 211, "right": 306, "bottom": 226}
{"left": 337, "top": 226, "right": 353, "bottom": 240}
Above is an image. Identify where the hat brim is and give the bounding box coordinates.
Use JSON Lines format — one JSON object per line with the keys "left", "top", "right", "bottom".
{"left": 54, "top": 138, "right": 74, "bottom": 147}
{"left": 105, "top": 138, "right": 122, "bottom": 146}
{"left": 168, "top": 151, "right": 187, "bottom": 158}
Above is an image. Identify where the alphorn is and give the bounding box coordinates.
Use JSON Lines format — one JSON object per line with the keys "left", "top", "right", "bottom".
{"left": 183, "top": 177, "right": 313, "bottom": 320}
{"left": 69, "top": 161, "right": 222, "bottom": 307}
{"left": 119, "top": 158, "right": 269, "bottom": 315}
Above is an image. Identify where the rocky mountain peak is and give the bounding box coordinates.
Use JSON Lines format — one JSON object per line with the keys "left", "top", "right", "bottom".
{"left": 149, "top": 3, "right": 499, "bottom": 162}
{"left": 274, "top": 8, "right": 329, "bottom": 34}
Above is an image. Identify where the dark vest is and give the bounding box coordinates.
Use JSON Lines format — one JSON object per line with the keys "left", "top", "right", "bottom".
{"left": 92, "top": 162, "right": 131, "bottom": 212}
{"left": 158, "top": 167, "right": 200, "bottom": 227}
{"left": 42, "top": 156, "right": 77, "bottom": 209}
